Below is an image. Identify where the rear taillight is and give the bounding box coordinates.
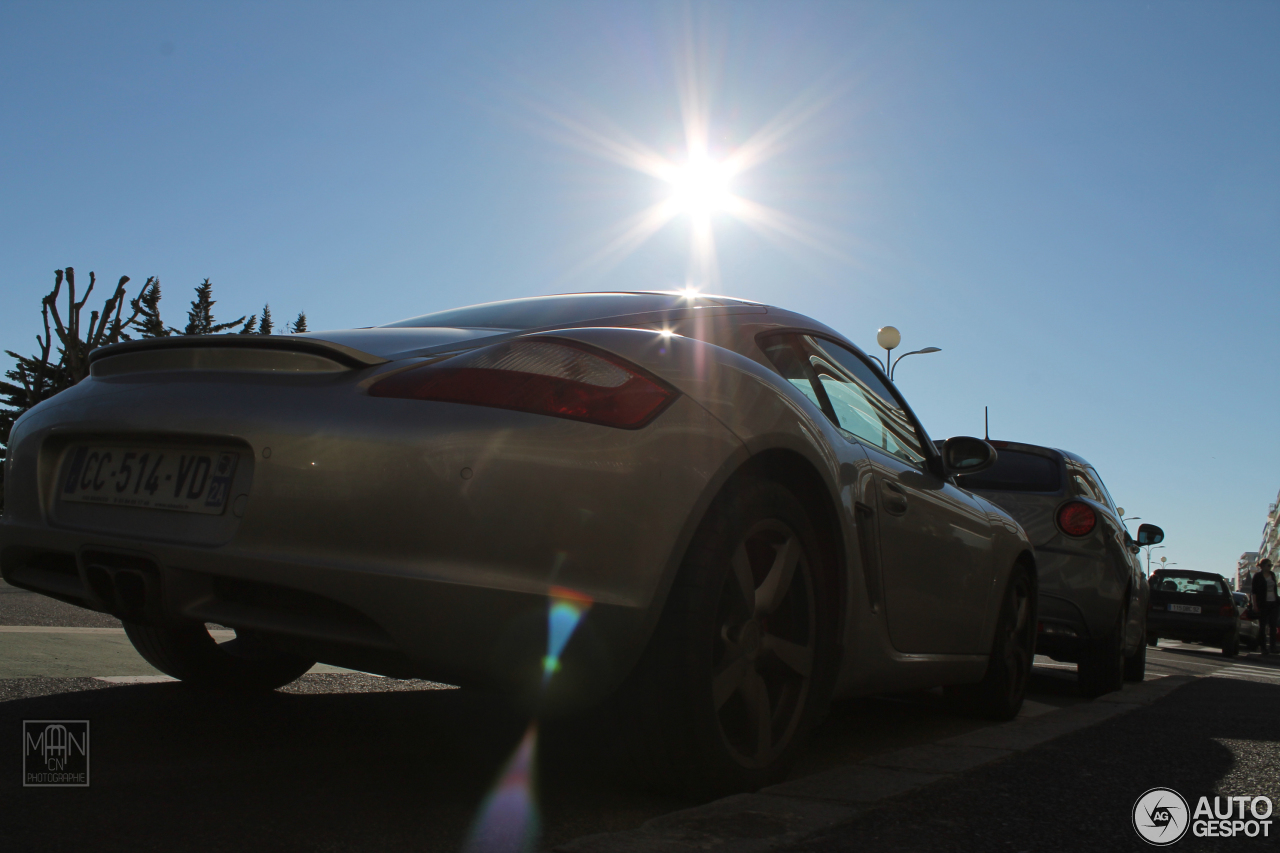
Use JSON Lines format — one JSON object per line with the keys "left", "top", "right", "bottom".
{"left": 369, "top": 339, "right": 677, "bottom": 429}
{"left": 1056, "top": 501, "right": 1097, "bottom": 537}
{"left": 1220, "top": 604, "right": 1236, "bottom": 617}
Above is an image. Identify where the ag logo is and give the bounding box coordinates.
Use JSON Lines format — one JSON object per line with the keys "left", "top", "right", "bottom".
{"left": 1133, "top": 787, "right": 1190, "bottom": 845}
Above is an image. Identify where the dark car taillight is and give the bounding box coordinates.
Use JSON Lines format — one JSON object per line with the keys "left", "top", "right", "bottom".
{"left": 1056, "top": 501, "right": 1097, "bottom": 537}
{"left": 1220, "top": 604, "right": 1236, "bottom": 617}
{"left": 369, "top": 339, "right": 677, "bottom": 429}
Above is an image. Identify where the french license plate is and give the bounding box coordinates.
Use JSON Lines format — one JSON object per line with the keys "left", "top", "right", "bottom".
{"left": 1168, "top": 603, "right": 1201, "bottom": 614}
{"left": 59, "top": 446, "right": 239, "bottom": 515}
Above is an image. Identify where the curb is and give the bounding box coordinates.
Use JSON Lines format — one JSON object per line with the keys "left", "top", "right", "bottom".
{"left": 555, "top": 675, "right": 1195, "bottom": 853}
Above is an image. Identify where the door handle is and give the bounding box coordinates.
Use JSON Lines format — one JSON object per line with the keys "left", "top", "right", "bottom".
{"left": 881, "top": 481, "right": 908, "bottom": 515}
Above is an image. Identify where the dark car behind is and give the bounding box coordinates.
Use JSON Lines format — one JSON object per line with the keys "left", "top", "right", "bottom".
{"left": 944, "top": 439, "right": 1156, "bottom": 697}
{"left": 1147, "top": 570, "right": 1239, "bottom": 656}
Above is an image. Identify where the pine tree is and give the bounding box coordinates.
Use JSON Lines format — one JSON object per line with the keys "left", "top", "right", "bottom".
{"left": 238, "top": 315, "right": 258, "bottom": 335}
{"left": 178, "top": 279, "right": 244, "bottom": 336}
{"left": 128, "top": 277, "right": 168, "bottom": 339}
{"left": 289, "top": 311, "right": 308, "bottom": 334}
{"left": 259, "top": 305, "right": 274, "bottom": 335}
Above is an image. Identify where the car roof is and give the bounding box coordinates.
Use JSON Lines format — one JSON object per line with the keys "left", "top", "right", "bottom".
{"left": 984, "top": 439, "right": 1091, "bottom": 468}
{"left": 1151, "top": 569, "right": 1226, "bottom": 581}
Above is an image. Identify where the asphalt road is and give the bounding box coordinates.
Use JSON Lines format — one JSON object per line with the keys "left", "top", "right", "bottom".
{"left": 3, "top": 578, "right": 1275, "bottom": 852}
{"left": 780, "top": 674, "right": 1280, "bottom": 853}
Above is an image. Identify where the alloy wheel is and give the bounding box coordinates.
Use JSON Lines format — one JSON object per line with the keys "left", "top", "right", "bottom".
{"left": 1001, "top": 572, "right": 1035, "bottom": 705}
{"left": 710, "top": 519, "right": 816, "bottom": 768}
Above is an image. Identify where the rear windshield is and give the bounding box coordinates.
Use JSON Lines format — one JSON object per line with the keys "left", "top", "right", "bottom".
{"left": 959, "top": 449, "right": 1062, "bottom": 493}
{"left": 382, "top": 293, "right": 752, "bottom": 330}
{"left": 1151, "top": 574, "right": 1230, "bottom": 597}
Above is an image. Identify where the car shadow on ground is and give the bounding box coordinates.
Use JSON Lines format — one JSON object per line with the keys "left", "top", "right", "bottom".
{"left": 3, "top": 663, "right": 1174, "bottom": 853}
{"left": 2, "top": 677, "right": 688, "bottom": 852}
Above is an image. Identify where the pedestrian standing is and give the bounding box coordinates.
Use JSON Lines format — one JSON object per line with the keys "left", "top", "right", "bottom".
{"left": 1252, "top": 558, "right": 1279, "bottom": 655}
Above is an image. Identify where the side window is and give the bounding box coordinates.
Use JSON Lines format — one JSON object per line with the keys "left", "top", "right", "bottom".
{"left": 1070, "top": 473, "right": 1099, "bottom": 501}
{"left": 799, "top": 336, "right": 926, "bottom": 465}
{"left": 1086, "top": 467, "right": 1118, "bottom": 513}
{"left": 759, "top": 337, "right": 824, "bottom": 412}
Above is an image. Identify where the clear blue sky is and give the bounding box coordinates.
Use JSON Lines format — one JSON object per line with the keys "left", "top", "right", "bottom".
{"left": 3, "top": 1, "right": 1277, "bottom": 580}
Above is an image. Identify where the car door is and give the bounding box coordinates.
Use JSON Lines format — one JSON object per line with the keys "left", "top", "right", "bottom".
{"left": 757, "top": 335, "right": 884, "bottom": 616}
{"left": 792, "top": 335, "right": 997, "bottom": 655}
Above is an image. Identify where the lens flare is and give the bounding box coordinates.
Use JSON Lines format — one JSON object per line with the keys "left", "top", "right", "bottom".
{"left": 466, "top": 585, "right": 595, "bottom": 852}
{"left": 543, "top": 585, "right": 594, "bottom": 686}
{"left": 463, "top": 724, "right": 540, "bottom": 853}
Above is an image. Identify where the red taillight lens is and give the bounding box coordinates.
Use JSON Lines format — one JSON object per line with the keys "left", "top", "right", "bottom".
{"left": 1056, "top": 501, "right": 1097, "bottom": 537}
{"left": 369, "top": 340, "right": 677, "bottom": 429}
{"left": 1220, "top": 604, "right": 1236, "bottom": 617}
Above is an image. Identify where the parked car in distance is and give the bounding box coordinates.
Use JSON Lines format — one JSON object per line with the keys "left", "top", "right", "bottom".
{"left": 1, "top": 290, "right": 1038, "bottom": 796}
{"left": 1147, "top": 570, "right": 1239, "bottom": 656}
{"left": 1233, "top": 591, "right": 1261, "bottom": 651}
{"left": 947, "top": 440, "right": 1162, "bottom": 697}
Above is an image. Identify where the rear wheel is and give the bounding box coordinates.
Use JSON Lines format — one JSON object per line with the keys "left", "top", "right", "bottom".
{"left": 947, "top": 564, "right": 1036, "bottom": 720}
{"left": 124, "top": 620, "right": 315, "bottom": 691}
{"left": 1078, "top": 605, "right": 1125, "bottom": 698}
{"left": 1222, "top": 633, "right": 1239, "bottom": 657}
{"left": 601, "top": 478, "right": 833, "bottom": 797}
{"left": 1146, "top": 634, "right": 1159, "bottom": 647}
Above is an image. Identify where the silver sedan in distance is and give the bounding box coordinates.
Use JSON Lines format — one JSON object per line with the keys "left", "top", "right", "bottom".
{"left": 1, "top": 291, "right": 1036, "bottom": 795}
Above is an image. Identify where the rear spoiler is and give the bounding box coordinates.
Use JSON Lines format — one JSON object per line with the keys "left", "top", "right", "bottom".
{"left": 89, "top": 335, "right": 390, "bottom": 369}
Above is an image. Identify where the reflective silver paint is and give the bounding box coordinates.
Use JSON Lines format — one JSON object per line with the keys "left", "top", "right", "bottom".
{"left": 1, "top": 295, "right": 1033, "bottom": 705}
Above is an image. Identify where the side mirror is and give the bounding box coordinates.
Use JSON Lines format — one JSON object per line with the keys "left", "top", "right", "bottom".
{"left": 941, "top": 436, "right": 997, "bottom": 476}
{"left": 1137, "top": 524, "right": 1164, "bottom": 547}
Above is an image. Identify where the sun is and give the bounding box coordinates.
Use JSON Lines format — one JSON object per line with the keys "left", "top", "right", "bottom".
{"left": 666, "top": 156, "right": 733, "bottom": 218}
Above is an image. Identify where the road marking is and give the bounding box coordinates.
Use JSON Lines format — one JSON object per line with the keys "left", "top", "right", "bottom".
{"left": 0, "top": 626, "right": 371, "bottom": 678}
{"left": 1216, "top": 661, "right": 1280, "bottom": 675}
{"left": 1217, "top": 665, "right": 1280, "bottom": 683}
{"left": 0, "top": 625, "right": 235, "bottom": 640}
{"left": 0, "top": 626, "right": 125, "bottom": 634}
{"left": 94, "top": 675, "right": 177, "bottom": 683}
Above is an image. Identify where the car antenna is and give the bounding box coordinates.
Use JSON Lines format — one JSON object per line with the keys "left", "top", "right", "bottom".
{"left": 984, "top": 406, "right": 989, "bottom": 440}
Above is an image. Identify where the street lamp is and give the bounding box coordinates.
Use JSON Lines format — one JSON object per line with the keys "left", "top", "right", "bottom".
{"left": 1146, "top": 545, "right": 1165, "bottom": 576}
{"left": 868, "top": 326, "right": 942, "bottom": 381}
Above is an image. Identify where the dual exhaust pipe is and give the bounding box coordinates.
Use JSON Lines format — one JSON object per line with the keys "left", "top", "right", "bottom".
{"left": 80, "top": 552, "right": 164, "bottom": 623}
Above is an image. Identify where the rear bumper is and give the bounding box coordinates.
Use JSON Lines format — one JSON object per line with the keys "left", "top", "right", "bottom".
{"left": 1, "top": 374, "right": 746, "bottom": 705}
{"left": 1146, "top": 611, "right": 1236, "bottom": 644}
{"left": 0, "top": 528, "right": 648, "bottom": 705}
{"left": 1033, "top": 592, "right": 1090, "bottom": 661}
{"left": 1032, "top": 545, "right": 1127, "bottom": 640}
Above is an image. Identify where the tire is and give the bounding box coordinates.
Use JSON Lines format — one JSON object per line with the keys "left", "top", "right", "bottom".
{"left": 124, "top": 620, "right": 315, "bottom": 691}
{"left": 1222, "top": 633, "right": 1239, "bottom": 657}
{"left": 1078, "top": 605, "right": 1125, "bottom": 699}
{"left": 600, "top": 478, "right": 834, "bottom": 797}
{"left": 1123, "top": 632, "right": 1147, "bottom": 682}
{"left": 1146, "top": 634, "right": 1159, "bottom": 647}
{"left": 947, "top": 564, "right": 1036, "bottom": 720}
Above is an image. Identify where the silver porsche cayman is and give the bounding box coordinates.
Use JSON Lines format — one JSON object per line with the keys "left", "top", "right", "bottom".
{"left": 1, "top": 291, "right": 1036, "bottom": 793}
